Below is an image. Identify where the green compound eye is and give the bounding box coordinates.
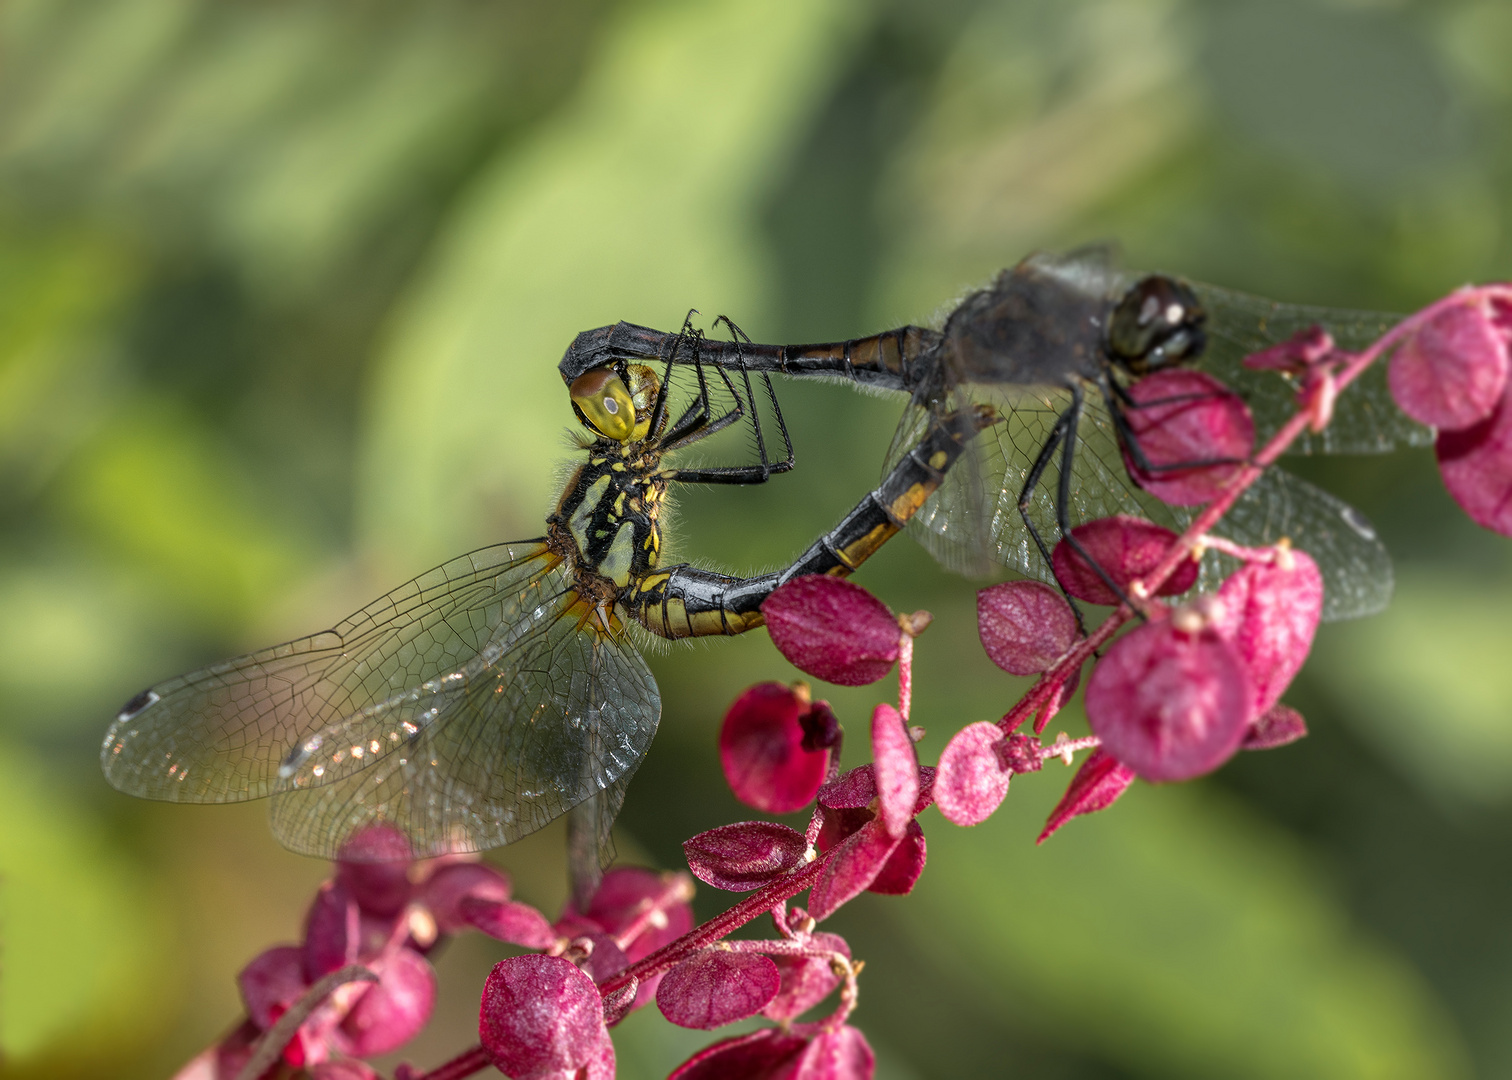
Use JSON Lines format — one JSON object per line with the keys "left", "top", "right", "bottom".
{"left": 570, "top": 367, "right": 636, "bottom": 441}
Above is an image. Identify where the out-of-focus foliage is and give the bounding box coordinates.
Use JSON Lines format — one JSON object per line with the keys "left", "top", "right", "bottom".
{"left": 2, "top": 0, "right": 1512, "bottom": 1077}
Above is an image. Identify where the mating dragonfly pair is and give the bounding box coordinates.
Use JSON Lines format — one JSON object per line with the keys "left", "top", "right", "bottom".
{"left": 102, "top": 248, "right": 1429, "bottom": 874}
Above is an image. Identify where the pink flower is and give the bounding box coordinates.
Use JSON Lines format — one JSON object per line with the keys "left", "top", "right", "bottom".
{"left": 721, "top": 682, "right": 838, "bottom": 813}
{"left": 762, "top": 576, "right": 901, "bottom": 686}
{"left": 1051, "top": 516, "right": 1200, "bottom": 607}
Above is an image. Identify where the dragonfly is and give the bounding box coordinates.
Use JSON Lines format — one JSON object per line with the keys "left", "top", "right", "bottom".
{"left": 560, "top": 248, "right": 1433, "bottom": 622}
{"left": 102, "top": 339, "right": 994, "bottom": 890}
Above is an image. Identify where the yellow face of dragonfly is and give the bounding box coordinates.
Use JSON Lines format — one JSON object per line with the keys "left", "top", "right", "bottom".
{"left": 569, "top": 364, "right": 659, "bottom": 442}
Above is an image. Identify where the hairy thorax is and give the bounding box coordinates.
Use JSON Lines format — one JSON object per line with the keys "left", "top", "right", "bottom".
{"left": 547, "top": 446, "right": 668, "bottom": 604}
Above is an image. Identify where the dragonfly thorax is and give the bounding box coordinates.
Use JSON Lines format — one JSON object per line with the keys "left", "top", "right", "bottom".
{"left": 548, "top": 447, "right": 667, "bottom": 593}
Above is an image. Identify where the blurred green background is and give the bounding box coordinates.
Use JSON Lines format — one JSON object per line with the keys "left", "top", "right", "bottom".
{"left": 3, "top": 0, "right": 1512, "bottom": 1076}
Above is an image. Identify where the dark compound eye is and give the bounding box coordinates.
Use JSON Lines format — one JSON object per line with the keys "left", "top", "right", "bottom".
{"left": 1108, "top": 275, "right": 1207, "bottom": 373}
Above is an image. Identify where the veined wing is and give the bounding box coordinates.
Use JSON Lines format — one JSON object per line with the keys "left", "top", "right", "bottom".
{"left": 269, "top": 601, "right": 657, "bottom": 859}
{"left": 1192, "top": 284, "right": 1433, "bottom": 455}
{"left": 103, "top": 541, "right": 566, "bottom": 803}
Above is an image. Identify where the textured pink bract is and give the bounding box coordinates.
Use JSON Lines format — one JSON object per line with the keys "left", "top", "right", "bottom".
{"left": 763, "top": 932, "right": 850, "bottom": 1022}
{"left": 1212, "top": 549, "right": 1323, "bottom": 719}
{"left": 478, "top": 955, "right": 608, "bottom": 1077}
{"left": 865, "top": 819, "right": 926, "bottom": 895}
{"left": 935, "top": 721, "right": 1013, "bottom": 826}
{"left": 684, "top": 821, "right": 809, "bottom": 892}
{"left": 1244, "top": 325, "right": 1337, "bottom": 373}
{"left": 303, "top": 882, "right": 394, "bottom": 982}
{"left": 795, "top": 1025, "right": 876, "bottom": 1080}
{"left": 1123, "top": 369, "right": 1254, "bottom": 505}
{"left": 870, "top": 703, "right": 920, "bottom": 839}
{"left": 334, "top": 824, "right": 413, "bottom": 914}
{"left": 575, "top": 932, "right": 631, "bottom": 985}
{"left": 977, "top": 581, "right": 1080, "bottom": 675}
{"left": 809, "top": 818, "right": 901, "bottom": 921}
{"left": 459, "top": 896, "right": 558, "bottom": 949}
{"left": 1038, "top": 748, "right": 1137, "bottom": 842}
{"left": 1085, "top": 620, "right": 1251, "bottom": 782}
{"left": 762, "top": 575, "right": 900, "bottom": 686}
{"left": 657, "top": 948, "right": 782, "bottom": 1030}
{"left": 1051, "top": 515, "right": 1199, "bottom": 606}
{"left": 1389, "top": 296, "right": 1509, "bottom": 430}
{"left": 1243, "top": 703, "right": 1309, "bottom": 750}
{"left": 668, "top": 1029, "right": 812, "bottom": 1080}
{"left": 238, "top": 945, "right": 305, "bottom": 1029}
{"left": 421, "top": 862, "right": 512, "bottom": 933}
{"left": 337, "top": 947, "right": 436, "bottom": 1057}
{"left": 1437, "top": 381, "right": 1512, "bottom": 537}
{"left": 720, "top": 682, "right": 831, "bottom": 813}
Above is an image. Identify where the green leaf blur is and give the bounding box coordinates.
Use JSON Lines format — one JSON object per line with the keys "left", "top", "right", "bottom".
{"left": 2, "top": 0, "right": 1510, "bottom": 1076}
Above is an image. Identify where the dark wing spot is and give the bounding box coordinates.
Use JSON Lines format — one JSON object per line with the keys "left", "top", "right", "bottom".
{"left": 116, "top": 688, "right": 159, "bottom": 722}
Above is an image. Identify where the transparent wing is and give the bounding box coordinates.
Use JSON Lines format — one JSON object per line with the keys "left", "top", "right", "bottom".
{"left": 1192, "top": 284, "right": 1433, "bottom": 455}
{"left": 888, "top": 387, "right": 1390, "bottom": 623}
{"left": 269, "top": 598, "right": 658, "bottom": 859}
{"left": 891, "top": 384, "right": 1186, "bottom": 585}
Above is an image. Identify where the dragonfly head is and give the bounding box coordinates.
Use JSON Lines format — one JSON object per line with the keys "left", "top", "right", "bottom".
{"left": 1108, "top": 275, "right": 1207, "bottom": 375}
{"left": 569, "top": 363, "right": 660, "bottom": 442}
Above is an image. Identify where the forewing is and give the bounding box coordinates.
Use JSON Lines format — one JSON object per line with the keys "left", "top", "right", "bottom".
{"left": 1211, "top": 466, "right": 1392, "bottom": 621}
{"left": 101, "top": 541, "right": 560, "bottom": 803}
{"left": 892, "top": 384, "right": 1184, "bottom": 584}
{"left": 268, "top": 598, "right": 659, "bottom": 859}
{"left": 1193, "top": 284, "right": 1432, "bottom": 455}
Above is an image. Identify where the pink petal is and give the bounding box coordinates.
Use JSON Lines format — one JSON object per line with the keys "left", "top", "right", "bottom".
{"left": 238, "top": 945, "right": 306, "bottom": 1030}
{"left": 870, "top": 703, "right": 919, "bottom": 839}
{"left": 1243, "top": 325, "right": 1337, "bottom": 373}
{"left": 684, "top": 822, "right": 809, "bottom": 892}
{"left": 762, "top": 933, "right": 851, "bottom": 1022}
{"left": 1212, "top": 549, "right": 1323, "bottom": 719}
{"left": 934, "top": 722, "right": 1014, "bottom": 826}
{"left": 976, "top": 581, "right": 1080, "bottom": 675}
{"left": 1389, "top": 296, "right": 1509, "bottom": 429}
{"left": 575, "top": 932, "right": 631, "bottom": 985}
{"left": 1242, "top": 703, "right": 1309, "bottom": 750}
{"left": 808, "top": 819, "right": 901, "bottom": 922}
{"left": 1123, "top": 369, "right": 1255, "bottom": 505}
{"left": 793, "top": 1025, "right": 875, "bottom": 1080}
{"left": 817, "top": 765, "right": 877, "bottom": 809}
{"left": 478, "top": 955, "right": 608, "bottom": 1078}
{"left": 459, "top": 897, "right": 559, "bottom": 949}
{"left": 420, "top": 862, "right": 512, "bottom": 934}
{"left": 1437, "top": 380, "right": 1512, "bottom": 536}
{"left": 303, "top": 883, "right": 398, "bottom": 981}
{"left": 337, "top": 947, "right": 436, "bottom": 1057}
{"left": 334, "top": 824, "right": 414, "bottom": 916}
{"left": 1037, "top": 749, "right": 1137, "bottom": 842}
{"left": 669, "top": 1029, "right": 811, "bottom": 1080}
{"left": 1051, "top": 515, "right": 1199, "bottom": 606}
{"left": 1085, "top": 619, "right": 1251, "bottom": 782}
{"left": 720, "top": 683, "right": 831, "bottom": 813}
{"left": 866, "top": 820, "right": 926, "bottom": 896}
{"left": 657, "top": 949, "right": 782, "bottom": 1030}
{"left": 762, "top": 576, "right": 900, "bottom": 686}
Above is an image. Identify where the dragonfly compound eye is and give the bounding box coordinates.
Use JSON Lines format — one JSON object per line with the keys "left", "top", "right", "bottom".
{"left": 570, "top": 367, "right": 637, "bottom": 441}
{"left": 1108, "top": 275, "right": 1207, "bottom": 374}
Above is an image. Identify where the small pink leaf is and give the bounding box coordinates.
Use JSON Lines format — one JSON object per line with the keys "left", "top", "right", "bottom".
{"left": 238, "top": 945, "right": 304, "bottom": 1029}
{"left": 668, "top": 1029, "right": 811, "bottom": 1079}
{"left": 1038, "top": 749, "right": 1137, "bottom": 842}
{"left": 334, "top": 823, "right": 413, "bottom": 915}
{"left": 1212, "top": 549, "right": 1323, "bottom": 719}
{"left": 762, "top": 933, "right": 850, "bottom": 1022}
{"left": 1244, "top": 325, "right": 1337, "bottom": 373}
{"left": 720, "top": 682, "right": 831, "bottom": 813}
{"left": 870, "top": 703, "right": 919, "bottom": 839}
{"left": 935, "top": 721, "right": 1014, "bottom": 826}
{"left": 1389, "top": 295, "right": 1509, "bottom": 430}
{"left": 818, "top": 765, "right": 877, "bottom": 809}
{"left": 809, "top": 819, "right": 901, "bottom": 922}
{"left": 793, "top": 1024, "right": 876, "bottom": 1080}
{"left": 1243, "top": 703, "right": 1309, "bottom": 750}
{"left": 866, "top": 820, "right": 926, "bottom": 896}
{"left": 1051, "top": 515, "right": 1199, "bottom": 606}
{"left": 1123, "top": 369, "right": 1255, "bottom": 506}
{"left": 1436, "top": 380, "right": 1512, "bottom": 537}
{"left": 575, "top": 932, "right": 631, "bottom": 985}
{"left": 763, "top": 576, "right": 900, "bottom": 686}
{"left": 459, "top": 897, "right": 558, "bottom": 949}
{"left": 657, "top": 949, "right": 781, "bottom": 1030}
{"left": 684, "top": 822, "right": 808, "bottom": 892}
{"left": 337, "top": 947, "right": 436, "bottom": 1057}
{"left": 977, "top": 581, "right": 1080, "bottom": 675}
{"left": 478, "top": 955, "right": 607, "bottom": 1078}
{"left": 1085, "top": 619, "right": 1250, "bottom": 782}
{"left": 420, "top": 862, "right": 512, "bottom": 934}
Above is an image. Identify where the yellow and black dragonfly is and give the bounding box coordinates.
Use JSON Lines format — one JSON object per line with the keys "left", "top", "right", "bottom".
{"left": 562, "top": 248, "right": 1431, "bottom": 623}
{"left": 102, "top": 339, "right": 992, "bottom": 880}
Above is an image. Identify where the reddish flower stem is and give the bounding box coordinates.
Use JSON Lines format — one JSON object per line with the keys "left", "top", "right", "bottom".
{"left": 402, "top": 1044, "right": 492, "bottom": 1080}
